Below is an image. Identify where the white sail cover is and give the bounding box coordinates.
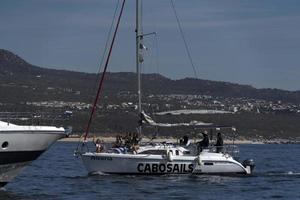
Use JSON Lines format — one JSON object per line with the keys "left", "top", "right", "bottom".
{"left": 156, "top": 109, "right": 233, "bottom": 115}
{"left": 141, "top": 111, "right": 213, "bottom": 127}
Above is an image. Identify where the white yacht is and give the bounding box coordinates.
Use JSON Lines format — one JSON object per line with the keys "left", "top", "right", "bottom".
{"left": 77, "top": 0, "right": 255, "bottom": 176}
{"left": 0, "top": 120, "right": 67, "bottom": 187}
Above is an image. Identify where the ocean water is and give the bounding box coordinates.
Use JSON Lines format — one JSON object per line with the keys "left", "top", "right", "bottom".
{"left": 1, "top": 142, "right": 299, "bottom": 200}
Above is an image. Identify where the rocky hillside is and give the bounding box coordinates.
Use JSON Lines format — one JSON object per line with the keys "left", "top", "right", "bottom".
{"left": 0, "top": 49, "right": 300, "bottom": 104}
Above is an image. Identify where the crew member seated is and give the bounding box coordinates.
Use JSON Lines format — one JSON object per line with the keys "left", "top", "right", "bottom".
{"left": 114, "top": 135, "right": 123, "bottom": 148}
{"left": 94, "top": 138, "right": 105, "bottom": 153}
{"left": 215, "top": 132, "right": 224, "bottom": 153}
{"left": 197, "top": 132, "right": 209, "bottom": 152}
{"left": 124, "top": 132, "right": 133, "bottom": 148}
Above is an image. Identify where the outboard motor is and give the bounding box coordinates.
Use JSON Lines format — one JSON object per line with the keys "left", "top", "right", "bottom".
{"left": 243, "top": 159, "right": 255, "bottom": 174}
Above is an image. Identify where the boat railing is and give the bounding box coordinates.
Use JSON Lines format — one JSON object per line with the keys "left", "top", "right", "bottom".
{"left": 207, "top": 145, "right": 240, "bottom": 158}
{"left": 0, "top": 111, "right": 72, "bottom": 126}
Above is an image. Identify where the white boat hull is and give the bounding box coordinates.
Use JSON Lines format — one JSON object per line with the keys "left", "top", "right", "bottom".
{"left": 81, "top": 152, "right": 248, "bottom": 175}
{"left": 0, "top": 121, "right": 66, "bottom": 186}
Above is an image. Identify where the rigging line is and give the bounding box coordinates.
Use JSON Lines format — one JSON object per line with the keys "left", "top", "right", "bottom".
{"left": 76, "top": 0, "right": 121, "bottom": 150}
{"left": 141, "top": 0, "right": 144, "bottom": 33}
{"left": 92, "top": 0, "right": 121, "bottom": 94}
{"left": 170, "top": 0, "right": 198, "bottom": 79}
{"left": 83, "top": 0, "right": 126, "bottom": 141}
{"left": 154, "top": 33, "right": 160, "bottom": 76}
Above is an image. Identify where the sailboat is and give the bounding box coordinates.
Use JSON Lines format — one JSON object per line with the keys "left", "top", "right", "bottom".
{"left": 77, "top": 0, "right": 255, "bottom": 175}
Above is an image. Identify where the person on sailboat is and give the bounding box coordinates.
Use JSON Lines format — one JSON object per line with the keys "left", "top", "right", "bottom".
{"left": 180, "top": 135, "right": 191, "bottom": 146}
{"left": 126, "top": 132, "right": 139, "bottom": 154}
{"left": 215, "top": 132, "right": 224, "bottom": 153}
{"left": 197, "top": 132, "right": 209, "bottom": 153}
{"left": 93, "top": 138, "right": 105, "bottom": 153}
{"left": 132, "top": 132, "right": 139, "bottom": 145}
{"left": 116, "top": 135, "right": 124, "bottom": 147}
{"left": 124, "top": 132, "right": 132, "bottom": 148}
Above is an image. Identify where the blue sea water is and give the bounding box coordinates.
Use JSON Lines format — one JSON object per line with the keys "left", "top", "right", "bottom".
{"left": 1, "top": 142, "right": 299, "bottom": 200}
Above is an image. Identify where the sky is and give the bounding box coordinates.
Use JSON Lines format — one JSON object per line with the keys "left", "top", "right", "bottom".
{"left": 1, "top": 0, "right": 300, "bottom": 91}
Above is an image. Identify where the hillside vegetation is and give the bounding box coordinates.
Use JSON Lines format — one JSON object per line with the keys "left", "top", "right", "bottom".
{"left": 1, "top": 49, "right": 300, "bottom": 139}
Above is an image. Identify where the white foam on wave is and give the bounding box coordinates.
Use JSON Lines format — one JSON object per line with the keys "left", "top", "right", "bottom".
{"left": 286, "top": 171, "right": 300, "bottom": 175}
{"left": 89, "top": 171, "right": 108, "bottom": 176}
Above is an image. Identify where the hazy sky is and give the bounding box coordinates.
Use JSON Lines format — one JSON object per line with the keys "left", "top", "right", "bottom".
{"left": 1, "top": 0, "right": 300, "bottom": 91}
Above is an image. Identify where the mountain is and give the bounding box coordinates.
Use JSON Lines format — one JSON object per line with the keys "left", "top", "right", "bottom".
{"left": 2, "top": 49, "right": 300, "bottom": 139}
{"left": 1, "top": 49, "right": 300, "bottom": 104}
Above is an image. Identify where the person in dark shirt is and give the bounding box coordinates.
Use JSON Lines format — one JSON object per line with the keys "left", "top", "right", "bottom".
{"left": 180, "top": 135, "right": 191, "bottom": 146}
{"left": 197, "top": 132, "right": 209, "bottom": 153}
{"left": 215, "top": 132, "right": 224, "bottom": 153}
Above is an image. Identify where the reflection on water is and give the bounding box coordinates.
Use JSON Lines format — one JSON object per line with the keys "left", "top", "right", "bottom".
{"left": 265, "top": 171, "right": 300, "bottom": 176}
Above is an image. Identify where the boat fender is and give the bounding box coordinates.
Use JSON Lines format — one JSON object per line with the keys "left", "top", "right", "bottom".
{"left": 167, "top": 151, "right": 173, "bottom": 162}
{"left": 197, "top": 155, "right": 202, "bottom": 165}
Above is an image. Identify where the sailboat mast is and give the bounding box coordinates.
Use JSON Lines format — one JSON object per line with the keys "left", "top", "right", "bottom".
{"left": 136, "top": 0, "right": 142, "bottom": 134}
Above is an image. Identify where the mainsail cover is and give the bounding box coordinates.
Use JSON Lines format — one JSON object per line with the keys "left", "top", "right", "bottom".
{"left": 141, "top": 111, "right": 213, "bottom": 127}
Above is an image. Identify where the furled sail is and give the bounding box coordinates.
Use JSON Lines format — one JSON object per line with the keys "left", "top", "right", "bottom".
{"left": 140, "top": 111, "right": 213, "bottom": 127}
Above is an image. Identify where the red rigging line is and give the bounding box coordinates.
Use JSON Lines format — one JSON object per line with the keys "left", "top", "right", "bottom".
{"left": 83, "top": 0, "right": 126, "bottom": 141}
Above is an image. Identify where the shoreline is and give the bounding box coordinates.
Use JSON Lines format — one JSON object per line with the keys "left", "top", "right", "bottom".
{"left": 59, "top": 136, "right": 299, "bottom": 144}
